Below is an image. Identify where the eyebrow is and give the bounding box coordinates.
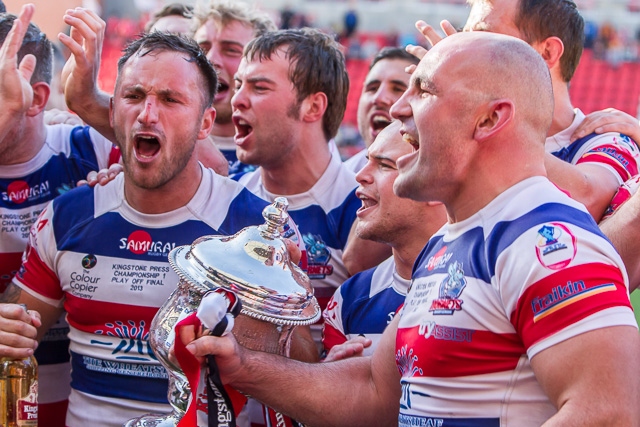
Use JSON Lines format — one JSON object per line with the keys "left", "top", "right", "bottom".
{"left": 370, "top": 153, "right": 397, "bottom": 165}
{"left": 235, "top": 75, "right": 276, "bottom": 85}
{"left": 365, "top": 78, "right": 409, "bottom": 87}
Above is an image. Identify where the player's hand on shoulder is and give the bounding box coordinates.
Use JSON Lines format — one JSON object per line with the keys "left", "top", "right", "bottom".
{"left": 571, "top": 108, "right": 640, "bottom": 145}
{"left": 44, "top": 108, "right": 83, "bottom": 126}
{"left": 77, "top": 163, "right": 123, "bottom": 187}
{"left": 322, "top": 336, "right": 372, "bottom": 363}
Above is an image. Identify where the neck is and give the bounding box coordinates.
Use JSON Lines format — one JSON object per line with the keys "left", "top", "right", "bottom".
{"left": 211, "top": 121, "right": 235, "bottom": 138}
{"left": 0, "top": 117, "right": 47, "bottom": 165}
{"left": 548, "top": 80, "right": 575, "bottom": 137}
{"left": 124, "top": 159, "right": 203, "bottom": 214}
{"left": 261, "top": 139, "right": 332, "bottom": 195}
{"left": 391, "top": 233, "right": 433, "bottom": 280}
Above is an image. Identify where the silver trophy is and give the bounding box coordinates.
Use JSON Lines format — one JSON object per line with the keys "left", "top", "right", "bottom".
{"left": 125, "top": 197, "right": 320, "bottom": 426}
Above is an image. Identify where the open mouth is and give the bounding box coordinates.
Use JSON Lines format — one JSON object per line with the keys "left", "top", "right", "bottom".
{"left": 402, "top": 132, "right": 419, "bottom": 151}
{"left": 233, "top": 117, "right": 253, "bottom": 141}
{"left": 217, "top": 80, "right": 229, "bottom": 95}
{"left": 134, "top": 135, "right": 161, "bottom": 160}
{"left": 356, "top": 190, "right": 378, "bottom": 215}
{"left": 370, "top": 114, "right": 392, "bottom": 133}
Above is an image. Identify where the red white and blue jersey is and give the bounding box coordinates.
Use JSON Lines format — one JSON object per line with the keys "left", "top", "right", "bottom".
{"left": 323, "top": 256, "right": 409, "bottom": 356}
{"left": 233, "top": 152, "right": 360, "bottom": 312}
{"left": 547, "top": 109, "right": 639, "bottom": 184}
{"left": 603, "top": 173, "right": 640, "bottom": 220}
{"left": 12, "top": 167, "right": 291, "bottom": 427}
{"left": 396, "top": 177, "right": 636, "bottom": 427}
{"left": 0, "top": 124, "right": 116, "bottom": 416}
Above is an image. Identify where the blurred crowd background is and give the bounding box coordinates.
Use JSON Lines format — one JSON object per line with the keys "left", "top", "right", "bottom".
{"left": 4, "top": 0, "right": 640, "bottom": 161}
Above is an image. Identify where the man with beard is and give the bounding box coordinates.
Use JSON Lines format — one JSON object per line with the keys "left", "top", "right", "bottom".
{"left": 192, "top": 0, "right": 276, "bottom": 174}
{"left": 0, "top": 29, "right": 308, "bottom": 427}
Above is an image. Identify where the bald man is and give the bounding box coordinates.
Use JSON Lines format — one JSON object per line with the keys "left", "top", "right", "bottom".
{"left": 182, "top": 32, "right": 639, "bottom": 427}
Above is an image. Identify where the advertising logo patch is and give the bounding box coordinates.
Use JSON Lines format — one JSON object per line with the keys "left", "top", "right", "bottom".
{"left": 535, "top": 223, "right": 577, "bottom": 270}
{"left": 429, "top": 261, "right": 466, "bottom": 315}
{"left": 2, "top": 181, "right": 50, "bottom": 204}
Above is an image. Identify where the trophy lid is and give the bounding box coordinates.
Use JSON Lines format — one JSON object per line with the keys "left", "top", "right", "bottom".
{"left": 168, "top": 197, "right": 320, "bottom": 326}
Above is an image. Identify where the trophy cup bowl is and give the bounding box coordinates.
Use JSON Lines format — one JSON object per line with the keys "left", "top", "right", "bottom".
{"left": 124, "top": 197, "right": 320, "bottom": 426}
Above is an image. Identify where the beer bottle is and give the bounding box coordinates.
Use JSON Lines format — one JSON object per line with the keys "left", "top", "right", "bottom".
{"left": 0, "top": 305, "right": 38, "bottom": 426}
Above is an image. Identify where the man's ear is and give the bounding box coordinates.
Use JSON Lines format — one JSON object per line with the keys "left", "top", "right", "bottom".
{"left": 300, "top": 92, "right": 328, "bottom": 123}
{"left": 197, "top": 106, "right": 216, "bottom": 140}
{"left": 473, "top": 99, "right": 514, "bottom": 142}
{"left": 533, "top": 36, "right": 564, "bottom": 73}
{"left": 26, "top": 82, "right": 50, "bottom": 117}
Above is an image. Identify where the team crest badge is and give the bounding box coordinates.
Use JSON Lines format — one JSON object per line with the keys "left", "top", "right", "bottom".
{"left": 302, "top": 233, "right": 333, "bottom": 279}
{"left": 535, "top": 222, "right": 577, "bottom": 270}
{"left": 429, "top": 261, "right": 466, "bottom": 315}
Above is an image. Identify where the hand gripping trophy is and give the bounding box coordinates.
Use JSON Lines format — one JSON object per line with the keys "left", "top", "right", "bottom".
{"left": 125, "top": 197, "right": 320, "bottom": 427}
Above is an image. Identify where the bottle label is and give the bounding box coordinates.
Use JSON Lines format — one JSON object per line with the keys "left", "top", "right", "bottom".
{"left": 17, "top": 380, "right": 37, "bottom": 425}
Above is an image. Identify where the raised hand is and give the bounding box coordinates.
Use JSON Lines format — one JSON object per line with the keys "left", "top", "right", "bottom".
{"left": 0, "top": 4, "right": 37, "bottom": 119}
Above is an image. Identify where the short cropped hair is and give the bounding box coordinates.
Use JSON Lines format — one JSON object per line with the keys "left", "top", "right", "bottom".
{"left": 117, "top": 32, "right": 218, "bottom": 109}
{"left": 515, "top": 0, "right": 584, "bottom": 82}
{"left": 244, "top": 28, "right": 349, "bottom": 141}
{"left": 0, "top": 13, "right": 52, "bottom": 84}
{"left": 369, "top": 46, "right": 419, "bottom": 70}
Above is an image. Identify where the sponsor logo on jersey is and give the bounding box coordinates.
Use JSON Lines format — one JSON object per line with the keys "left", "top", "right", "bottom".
{"left": 535, "top": 223, "right": 577, "bottom": 270}
{"left": 426, "top": 246, "right": 452, "bottom": 271}
{"left": 417, "top": 321, "right": 474, "bottom": 342}
{"left": 82, "top": 254, "right": 97, "bottom": 269}
{"left": 302, "top": 233, "right": 333, "bottom": 279}
{"left": 93, "top": 319, "right": 156, "bottom": 361}
{"left": 2, "top": 181, "right": 50, "bottom": 204}
{"left": 396, "top": 344, "right": 424, "bottom": 410}
{"left": 531, "top": 280, "right": 617, "bottom": 322}
{"left": 119, "top": 230, "right": 176, "bottom": 256}
{"left": 429, "top": 261, "right": 466, "bottom": 315}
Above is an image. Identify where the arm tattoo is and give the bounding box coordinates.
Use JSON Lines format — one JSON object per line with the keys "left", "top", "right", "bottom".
{"left": 1, "top": 283, "right": 23, "bottom": 303}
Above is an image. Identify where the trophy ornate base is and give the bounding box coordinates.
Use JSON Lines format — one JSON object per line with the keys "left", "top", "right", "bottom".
{"left": 123, "top": 412, "right": 181, "bottom": 427}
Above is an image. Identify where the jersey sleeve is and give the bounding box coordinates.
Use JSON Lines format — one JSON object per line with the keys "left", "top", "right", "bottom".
{"left": 602, "top": 174, "right": 640, "bottom": 220}
{"left": 13, "top": 203, "right": 64, "bottom": 307}
{"left": 498, "top": 220, "right": 635, "bottom": 359}
{"left": 576, "top": 133, "right": 640, "bottom": 184}
{"left": 321, "top": 289, "right": 347, "bottom": 352}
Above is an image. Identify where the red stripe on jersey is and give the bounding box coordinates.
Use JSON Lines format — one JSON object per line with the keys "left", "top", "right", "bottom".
{"left": 322, "top": 322, "right": 347, "bottom": 352}
{"left": 396, "top": 325, "right": 524, "bottom": 378}
{"left": 64, "top": 293, "right": 160, "bottom": 335}
{"left": 108, "top": 145, "right": 121, "bottom": 167}
{"left": 578, "top": 144, "right": 638, "bottom": 181}
{"left": 15, "top": 244, "right": 63, "bottom": 300}
{"left": 512, "top": 263, "right": 630, "bottom": 350}
{"left": 0, "top": 252, "right": 23, "bottom": 292}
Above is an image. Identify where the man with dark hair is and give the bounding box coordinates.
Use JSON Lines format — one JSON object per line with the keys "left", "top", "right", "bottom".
{"left": 185, "top": 31, "right": 640, "bottom": 426}
{"left": 415, "top": 0, "right": 640, "bottom": 222}
{"left": 345, "top": 47, "right": 419, "bottom": 173}
{"left": 232, "top": 28, "right": 359, "bottom": 348}
{"left": 192, "top": 0, "right": 276, "bottom": 173}
{"left": 0, "top": 24, "right": 308, "bottom": 426}
{"left": 0, "top": 6, "right": 119, "bottom": 426}
{"left": 323, "top": 121, "right": 447, "bottom": 359}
